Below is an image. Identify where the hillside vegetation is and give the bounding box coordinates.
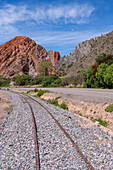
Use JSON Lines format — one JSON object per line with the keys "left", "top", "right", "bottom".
{"left": 0, "top": 54, "right": 113, "bottom": 89}
{"left": 57, "top": 31, "right": 113, "bottom": 76}
{"left": 83, "top": 54, "right": 113, "bottom": 88}
{"left": 0, "top": 31, "right": 113, "bottom": 89}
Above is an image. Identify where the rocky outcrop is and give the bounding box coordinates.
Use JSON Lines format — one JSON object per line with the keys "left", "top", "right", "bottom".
{"left": 0, "top": 36, "right": 60, "bottom": 77}
{"left": 56, "top": 31, "right": 113, "bottom": 75}
{"left": 47, "top": 50, "right": 60, "bottom": 67}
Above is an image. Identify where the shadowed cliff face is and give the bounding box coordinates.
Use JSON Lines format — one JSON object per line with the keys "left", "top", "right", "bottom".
{"left": 56, "top": 31, "right": 113, "bottom": 75}
{"left": 0, "top": 36, "right": 60, "bottom": 78}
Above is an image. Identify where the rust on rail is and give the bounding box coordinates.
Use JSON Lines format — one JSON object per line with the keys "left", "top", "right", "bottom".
{"left": 20, "top": 96, "right": 40, "bottom": 170}
{"left": 26, "top": 94, "right": 95, "bottom": 170}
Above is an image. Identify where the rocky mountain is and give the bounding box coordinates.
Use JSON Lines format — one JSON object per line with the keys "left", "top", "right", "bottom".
{"left": 56, "top": 31, "right": 113, "bottom": 75}
{"left": 0, "top": 36, "right": 60, "bottom": 78}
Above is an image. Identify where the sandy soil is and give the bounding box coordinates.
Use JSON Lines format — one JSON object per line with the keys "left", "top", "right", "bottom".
{"left": 0, "top": 91, "right": 12, "bottom": 125}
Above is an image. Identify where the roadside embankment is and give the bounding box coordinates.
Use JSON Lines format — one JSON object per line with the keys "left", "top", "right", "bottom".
{"left": 40, "top": 92, "right": 113, "bottom": 126}
{"left": 0, "top": 91, "right": 12, "bottom": 125}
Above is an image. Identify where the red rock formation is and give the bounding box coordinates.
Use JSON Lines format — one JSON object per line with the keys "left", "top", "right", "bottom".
{"left": 47, "top": 50, "right": 60, "bottom": 67}
{"left": 0, "top": 36, "right": 60, "bottom": 77}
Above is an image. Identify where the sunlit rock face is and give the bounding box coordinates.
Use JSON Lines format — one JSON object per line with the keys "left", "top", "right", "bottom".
{"left": 0, "top": 36, "right": 60, "bottom": 78}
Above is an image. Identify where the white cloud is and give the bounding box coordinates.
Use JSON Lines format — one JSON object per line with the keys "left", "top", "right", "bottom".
{"left": 0, "top": 5, "right": 28, "bottom": 26}
{"left": 30, "top": 30, "right": 109, "bottom": 56}
{"left": 0, "top": 3, "right": 94, "bottom": 27}
{"left": 32, "top": 30, "right": 103, "bottom": 46}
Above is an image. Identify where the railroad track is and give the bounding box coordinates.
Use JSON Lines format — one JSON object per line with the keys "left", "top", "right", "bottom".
{"left": 20, "top": 95, "right": 40, "bottom": 170}
{"left": 10, "top": 91, "right": 94, "bottom": 170}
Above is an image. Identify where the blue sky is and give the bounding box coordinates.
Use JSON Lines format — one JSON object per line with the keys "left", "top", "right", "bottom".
{"left": 0, "top": 0, "right": 113, "bottom": 56}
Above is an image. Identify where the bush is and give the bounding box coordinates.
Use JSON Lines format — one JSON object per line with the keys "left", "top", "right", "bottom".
{"left": 26, "top": 90, "right": 33, "bottom": 94}
{"left": 105, "top": 104, "right": 113, "bottom": 112}
{"left": 60, "top": 103, "right": 68, "bottom": 110}
{"left": 42, "top": 74, "right": 61, "bottom": 87}
{"left": 50, "top": 78, "right": 62, "bottom": 87}
{"left": 95, "top": 119, "right": 109, "bottom": 127}
{"left": 12, "top": 75, "right": 33, "bottom": 86}
{"left": 0, "top": 78, "right": 10, "bottom": 87}
{"left": 34, "top": 88, "right": 38, "bottom": 92}
{"left": 96, "top": 53, "right": 113, "bottom": 66}
{"left": 33, "top": 75, "right": 44, "bottom": 85}
{"left": 83, "top": 62, "right": 113, "bottom": 89}
{"left": 61, "top": 75, "right": 75, "bottom": 86}
{"left": 83, "top": 54, "right": 113, "bottom": 89}
{"left": 47, "top": 99, "right": 59, "bottom": 106}
{"left": 37, "top": 90, "right": 45, "bottom": 97}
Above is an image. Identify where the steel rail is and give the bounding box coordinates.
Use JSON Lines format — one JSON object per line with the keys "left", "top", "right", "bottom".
{"left": 1, "top": 89, "right": 40, "bottom": 170}
{"left": 20, "top": 95, "right": 40, "bottom": 170}
{"left": 24, "top": 94, "right": 95, "bottom": 170}
{"left": 2, "top": 89, "right": 95, "bottom": 170}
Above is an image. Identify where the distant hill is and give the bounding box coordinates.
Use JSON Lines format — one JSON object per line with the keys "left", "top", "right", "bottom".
{"left": 1, "top": 31, "right": 113, "bottom": 78}
{"left": 56, "top": 31, "right": 113, "bottom": 75}
{"left": 0, "top": 36, "right": 60, "bottom": 78}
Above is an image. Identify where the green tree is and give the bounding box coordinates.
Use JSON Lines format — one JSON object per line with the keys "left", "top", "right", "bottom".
{"left": 38, "top": 60, "right": 53, "bottom": 76}
{"left": 96, "top": 53, "right": 113, "bottom": 66}
{"left": 104, "top": 64, "right": 113, "bottom": 88}
{"left": 95, "top": 63, "right": 108, "bottom": 88}
{"left": 42, "top": 74, "right": 59, "bottom": 87}
{"left": 0, "top": 78, "right": 10, "bottom": 87}
{"left": 83, "top": 67, "right": 94, "bottom": 87}
{"left": 12, "top": 75, "right": 33, "bottom": 86}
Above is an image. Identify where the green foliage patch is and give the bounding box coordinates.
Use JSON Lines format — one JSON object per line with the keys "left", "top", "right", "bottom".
{"left": 42, "top": 74, "right": 61, "bottom": 87}
{"left": 83, "top": 54, "right": 113, "bottom": 89}
{"left": 0, "top": 78, "right": 10, "bottom": 87}
{"left": 60, "top": 103, "right": 68, "bottom": 110}
{"left": 12, "top": 75, "right": 33, "bottom": 86}
{"left": 12, "top": 74, "right": 62, "bottom": 87}
{"left": 105, "top": 104, "right": 113, "bottom": 112}
{"left": 38, "top": 60, "right": 53, "bottom": 76}
{"left": 34, "top": 88, "right": 38, "bottom": 92}
{"left": 95, "top": 119, "right": 109, "bottom": 127}
{"left": 46, "top": 98, "right": 68, "bottom": 110}
{"left": 46, "top": 99, "right": 59, "bottom": 106}
{"left": 36, "top": 90, "right": 47, "bottom": 97}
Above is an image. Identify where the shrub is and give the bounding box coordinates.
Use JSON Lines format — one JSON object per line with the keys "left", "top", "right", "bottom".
{"left": 95, "top": 119, "right": 109, "bottom": 127}
{"left": 105, "top": 104, "right": 113, "bottom": 112}
{"left": 0, "top": 78, "right": 10, "bottom": 87}
{"left": 60, "top": 103, "right": 68, "bottom": 110}
{"left": 42, "top": 74, "right": 60, "bottom": 87}
{"left": 12, "top": 75, "right": 33, "bottom": 86}
{"left": 96, "top": 53, "right": 113, "bottom": 66}
{"left": 33, "top": 75, "right": 44, "bottom": 84}
{"left": 83, "top": 61, "right": 113, "bottom": 89}
{"left": 34, "top": 88, "right": 38, "bottom": 92}
{"left": 26, "top": 90, "right": 33, "bottom": 94}
{"left": 67, "top": 63, "right": 74, "bottom": 69}
{"left": 37, "top": 90, "right": 45, "bottom": 97}
{"left": 47, "top": 99, "right": 59, "bottom": 106}
{"left": 61, "top": 75, "right": 75, "bottom": 86}
{"left": 50, "top": 78, "right": 62, "bottom": 87}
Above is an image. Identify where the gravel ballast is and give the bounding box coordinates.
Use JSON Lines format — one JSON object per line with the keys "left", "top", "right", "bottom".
{"left": 0, "top": 92, "right": 36, "bottom": 169}
{"left": 0, "top": 91, "right": 113, "bottom": 169}
{"left": 29, "top": 95, "right": 113, "bottom": 170}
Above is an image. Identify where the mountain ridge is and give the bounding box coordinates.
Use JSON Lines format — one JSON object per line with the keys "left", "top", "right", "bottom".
{"left": 56, "top": 31, "right": 113, "bottom": 75}
{"left": 0, "top": 36, "right": 60, "bottom": 78}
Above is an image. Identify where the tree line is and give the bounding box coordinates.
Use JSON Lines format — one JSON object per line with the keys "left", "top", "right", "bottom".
{"left": 0, "top": 54, "right": 113, "bottom": 88}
